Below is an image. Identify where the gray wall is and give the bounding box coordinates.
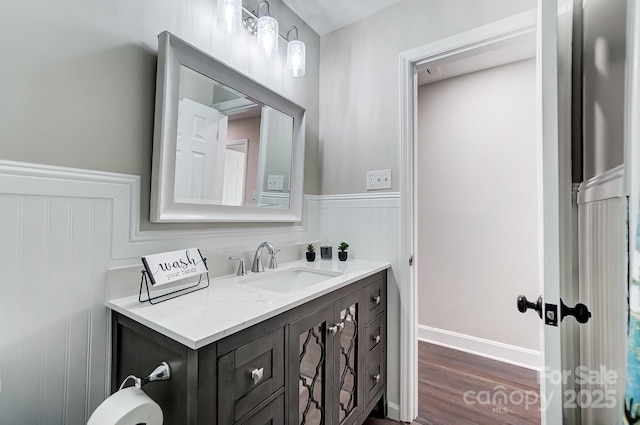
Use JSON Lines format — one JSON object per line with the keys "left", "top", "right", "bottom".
{"left": 0, "top": 0, "right": 320, "bottom": 229}
{"left": 417, "top": 59, "right": 540, "bottom": 355}
{"left": 582, "top": 0, "right": 627, "bottom": 180}
{"left": 319, "top": 0, "right": 537, "bottom": 194}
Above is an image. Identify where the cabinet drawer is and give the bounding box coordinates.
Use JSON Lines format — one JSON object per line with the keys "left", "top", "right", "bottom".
{"left": 237, "top": 392, "right": 285, "bottom": 425}
{"left": 365, "top": 279, "right": 386, "bottom": 324}
{"left": 218, "top": 328, "right": 285, "bottom": 425}
{"left": 365, "top": 315, "right": 385, "bottom": 365}
{"left": 365, "top": 353, "right": 385, "bottom": 406}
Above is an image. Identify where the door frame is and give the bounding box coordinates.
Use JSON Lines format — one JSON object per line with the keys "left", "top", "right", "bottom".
{"left": 398, "top": 8, "right": 543, "bottom": 422}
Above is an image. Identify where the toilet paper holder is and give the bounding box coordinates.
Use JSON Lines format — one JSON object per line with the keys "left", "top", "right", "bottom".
{"left": 119, "top": 362, "right": 171, "bottom": 390}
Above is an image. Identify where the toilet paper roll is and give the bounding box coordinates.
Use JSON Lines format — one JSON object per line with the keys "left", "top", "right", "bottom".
{"left": 88, "top": 387, "right": 163, "bottom": 425}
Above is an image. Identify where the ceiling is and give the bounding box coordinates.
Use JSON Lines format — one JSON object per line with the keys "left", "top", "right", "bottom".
{"left": 282, "top": 0, "right": 405, "bottom": 36}
{"left": 417, "top": 30, "right": 537, "bottom": 86}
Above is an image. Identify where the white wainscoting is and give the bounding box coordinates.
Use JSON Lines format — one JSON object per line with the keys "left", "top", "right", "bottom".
{"left": 0, "top": 160, "right": 312, "bottom": 424}
{"left": 577, "top": 165, "right": 628, "bottom": 425}
{"left": 305, "top": 192, "right": 402, "bottom": 420}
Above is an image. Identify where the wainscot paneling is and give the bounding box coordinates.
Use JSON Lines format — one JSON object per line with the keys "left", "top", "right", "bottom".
{"left": 304, "top": 192, "right": 402, "bottom": 420}
{"left": 577, "top": 165, "right": 628, "bottom": 425}
{"left": 0, "top": 160, "right": 311, "bottom": 424}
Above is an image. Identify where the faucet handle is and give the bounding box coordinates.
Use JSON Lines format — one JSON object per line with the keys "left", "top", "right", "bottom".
{"left": 229, "top": 256, "right": 247, "bottom": 276}
{"left": 269, "top": 249, "right": 281, "bottom": 269}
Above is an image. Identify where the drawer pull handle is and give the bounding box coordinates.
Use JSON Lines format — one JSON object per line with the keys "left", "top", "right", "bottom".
{"left": 250, "top": 367, "right": 264, "bottom": 384}
{"left": 372, "top": 373, "right": 380, "bottom": 384}
{"left": 372, "top": 295, "right": 381, "bottom": 305}
{"left": 372, "top": 335, "right": 381, "bottom": 344}
{"left": 328, "top": 322, "right": 345, "bottom": 335}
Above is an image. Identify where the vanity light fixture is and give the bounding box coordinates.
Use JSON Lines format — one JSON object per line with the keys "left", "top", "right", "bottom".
{"left": 217, "top": 0, "right": 242, "bottom": 35}
{"left": 256, "top": 1, "right": 278, "bottom": 59}
{"left": 217, "top": 0, "right": 306, "bottom": 77}
{"left": 286, "top": 26, "right": 305, "bottom": 77}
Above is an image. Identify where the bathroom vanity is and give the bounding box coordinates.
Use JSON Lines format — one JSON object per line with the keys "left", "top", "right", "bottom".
{"left": 108, "top": 260, "right": 388, "bottom": 425}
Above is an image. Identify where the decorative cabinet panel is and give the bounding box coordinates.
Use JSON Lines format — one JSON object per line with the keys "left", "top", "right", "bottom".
{"left": 333, "top": 289, "right": 365, "bottom": 425}
{"left": 111, "top": 270, "right": 386, "bottom": 425}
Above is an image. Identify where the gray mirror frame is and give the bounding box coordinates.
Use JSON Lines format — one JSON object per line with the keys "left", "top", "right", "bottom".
{"left": 150, "top": 31, "right": 306, "bottom": 222}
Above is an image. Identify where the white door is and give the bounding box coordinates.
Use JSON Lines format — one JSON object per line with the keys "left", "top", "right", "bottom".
{"left": 534, "top": 0, "right": 573, "bottom": 422}
{"left": 175, "top": 98, "right": 229, "bottom": 204}
{"left": 221, "top": 145, "right": 247, "bottom": 206}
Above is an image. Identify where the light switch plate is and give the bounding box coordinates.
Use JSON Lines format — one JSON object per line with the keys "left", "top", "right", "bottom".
{"left": 267, "top": 175, "right": 284, "bottom": 191}
{"left": 366, "top": 169, "right": 392, "bottom": 190}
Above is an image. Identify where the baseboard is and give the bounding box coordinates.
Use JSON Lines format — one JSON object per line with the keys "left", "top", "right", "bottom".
{"left": 386, "top": 402, "right": 401, "bottom": 422}
{"left": 418, "top": 325, "right": 540, "bottom": 370}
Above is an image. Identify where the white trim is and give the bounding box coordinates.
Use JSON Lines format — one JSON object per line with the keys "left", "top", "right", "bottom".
{"left": 305, "top": 192, "right": 400, "bottom": 209}
{"left": 387, "top": 403, "right": 400, "bottom": 422}
{"left": 304, "top": 192, "right": 400, "bottom": 202}
{"left": 0, "top": 160, "right": 310, "bottom": 263}
{"left": 577, "top": 165, "right": 626, "bottom": 204}
{"left": 399, "top": 8, "right": 537, "bottom": 422}
{"left": 418, "top": 325, "right": 541, "bottom": 371}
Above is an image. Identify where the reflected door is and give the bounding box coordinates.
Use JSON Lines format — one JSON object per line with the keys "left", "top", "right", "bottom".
{"left": 175, "top": 98, "right": 228, "bottom": 204}
{"left": 221, "top": 142, "right": 247, "bottom": 206}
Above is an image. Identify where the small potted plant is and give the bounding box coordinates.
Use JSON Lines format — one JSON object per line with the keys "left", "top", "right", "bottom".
{"left": 306, "top": 244, "right": 316, "bottom": 262}
{"left": 338, "top": 242, "right": 349, "bottom": 261}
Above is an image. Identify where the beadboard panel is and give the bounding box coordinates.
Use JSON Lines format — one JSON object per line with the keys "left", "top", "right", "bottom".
{"left": 578, "top": 195, "right": 628, "bottom": 425}
{"left": 0, "top": 195, "right": 112, "bottom": 424}
{"left": 0, "top": 160, "right": 311, "bottom": 424}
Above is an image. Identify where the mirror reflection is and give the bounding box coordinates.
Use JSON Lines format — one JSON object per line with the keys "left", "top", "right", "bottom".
{"left": 176, "top": 65, "right": 294, "bottom": 208}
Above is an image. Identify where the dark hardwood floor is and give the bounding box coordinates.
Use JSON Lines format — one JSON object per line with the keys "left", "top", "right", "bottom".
{"left": 364, "top": 342, "right": 540, "bottom": 425}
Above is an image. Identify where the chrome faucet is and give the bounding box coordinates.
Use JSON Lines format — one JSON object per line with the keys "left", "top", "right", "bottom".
{"left": 252, "top": 242, "right": 278, "bottom": 273}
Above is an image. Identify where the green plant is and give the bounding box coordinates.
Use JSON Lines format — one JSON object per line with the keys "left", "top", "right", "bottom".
{"left": 338, "top": 242, "right": 349, "bottom": 252}
{"left": 306, "top": 243, "right": 315, "bottom": 253}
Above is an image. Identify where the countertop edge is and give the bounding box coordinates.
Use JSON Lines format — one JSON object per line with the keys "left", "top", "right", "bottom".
{"left": 107, "top": 259, "right": 390, "bottom": 350}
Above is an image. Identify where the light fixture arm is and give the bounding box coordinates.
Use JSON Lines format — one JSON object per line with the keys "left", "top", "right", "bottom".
{"left": 286, "top": 26, "right": 299, "bottom": 41}
{"left": 257, "top": 0, "right": 270, "bottom": 17}
{"left": 241, "top": 4, "right": 298, "bottom": 42}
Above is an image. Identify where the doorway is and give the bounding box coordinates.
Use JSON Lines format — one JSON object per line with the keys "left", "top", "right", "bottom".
{"left": 415, "top": 38, "right": 539, "bottom": 424}
{"left": 398, "top": 5, "right": 578, "bottom": 423}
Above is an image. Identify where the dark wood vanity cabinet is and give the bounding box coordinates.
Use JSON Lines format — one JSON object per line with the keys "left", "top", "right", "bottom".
{"left": 111, "top": 270, "right": 386, "bottom": 425}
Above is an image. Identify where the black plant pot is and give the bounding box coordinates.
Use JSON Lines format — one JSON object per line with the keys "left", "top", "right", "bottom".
{"left": 306, "top": 252, "right": 316, "bottom": 262}
{"left": 338, "top": 251, "right": 348, "bottom": 261}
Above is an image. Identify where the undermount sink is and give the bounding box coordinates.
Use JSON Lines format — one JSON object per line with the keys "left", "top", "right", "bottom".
{"left": 242, "top": 268, "right": 342, "bottom": 293}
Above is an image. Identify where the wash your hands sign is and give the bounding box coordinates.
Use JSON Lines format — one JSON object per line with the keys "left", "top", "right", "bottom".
{"left": 142, "top": 248, "right": 208, "bottom": 286}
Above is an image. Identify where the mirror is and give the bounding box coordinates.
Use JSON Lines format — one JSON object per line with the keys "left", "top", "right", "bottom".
{"left": 151, "top": 31, "right": 306, "bottom": 222}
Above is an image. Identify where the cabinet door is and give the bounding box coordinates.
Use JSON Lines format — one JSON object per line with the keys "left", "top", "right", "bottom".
{"left": 288, "top": 306, "right": 334, "bottom": 425}
{"left": 332, "top": 289, "right": 365, "bottom": 425}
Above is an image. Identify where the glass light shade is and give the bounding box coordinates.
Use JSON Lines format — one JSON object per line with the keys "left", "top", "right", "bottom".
{"left": 257, "top": 15, "right": 278, "bottom": 59}
{"left": 287, "top": 39, "right": 305, "bottom": 77}
{"left": 217, "top": 0, "right": 242, "bottom": 35}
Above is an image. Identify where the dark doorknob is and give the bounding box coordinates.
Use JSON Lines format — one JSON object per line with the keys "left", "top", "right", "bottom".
{"left": 560, "top": 299, "right": 591, "bottom": 324}
{"left": 517, "top": 295, "right": 543, "bottom": 319}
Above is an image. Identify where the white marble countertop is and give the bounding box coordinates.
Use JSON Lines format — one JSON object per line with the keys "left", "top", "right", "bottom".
{"left": 107, "top": 259, "right": 390, "bottom": 350}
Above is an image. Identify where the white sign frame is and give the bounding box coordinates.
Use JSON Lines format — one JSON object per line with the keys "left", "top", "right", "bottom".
{"left": 141, "top": 247, "right": 208, "bottom": 286}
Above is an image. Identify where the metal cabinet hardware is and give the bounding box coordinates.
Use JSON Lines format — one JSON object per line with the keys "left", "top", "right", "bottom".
{"left": 250, "top": 367, "right": 264, "bottom": 384}
{"left": 372, "top": 295, "right": 381, "bottom": 305}
{"left": 328, "top": 322, "right": 345, "bottom": 334}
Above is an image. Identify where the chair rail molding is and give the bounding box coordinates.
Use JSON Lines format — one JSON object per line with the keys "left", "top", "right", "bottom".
{"left": 0, "top": 160, "right": 310, "bottom": 264}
